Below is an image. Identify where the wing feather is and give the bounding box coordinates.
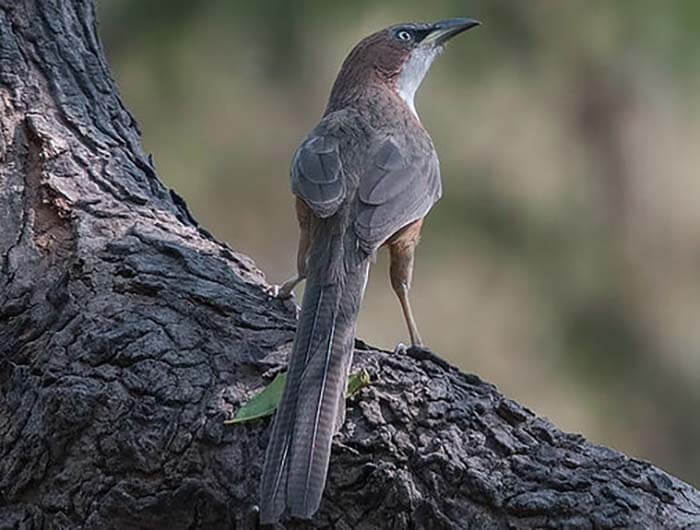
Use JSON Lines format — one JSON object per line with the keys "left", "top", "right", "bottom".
{"left": 291, "top": 135, "right": 345, "bottom": 218}
{"left": 355, "top": 138, "right": 441, "bottom": 251}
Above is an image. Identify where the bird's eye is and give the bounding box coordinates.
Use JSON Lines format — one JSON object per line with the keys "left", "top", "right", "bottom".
{"left": 396, "top": 30, "right": 413, "bottom": 42}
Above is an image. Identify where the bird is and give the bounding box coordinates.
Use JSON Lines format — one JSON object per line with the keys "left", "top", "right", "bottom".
{"left": 259, "top": 17, "right": 481, "bottom": 523}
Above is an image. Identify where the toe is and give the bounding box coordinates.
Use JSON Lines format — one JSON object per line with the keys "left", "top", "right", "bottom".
{"left": 393, "top": 342, "right": 408, "bottom": 355}
{"left": 264, "top": 284, "right": 295, "bottom": 300}
{"left": 264, "top": 284, "right": 280, "bottom": 298}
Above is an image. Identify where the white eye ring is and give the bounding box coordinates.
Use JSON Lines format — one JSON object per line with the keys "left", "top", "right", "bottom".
{"left": 397, "top": 30, "right": 412, "bottom": 42}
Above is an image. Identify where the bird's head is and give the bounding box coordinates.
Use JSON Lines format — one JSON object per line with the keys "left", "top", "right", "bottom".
{"left": 328, "top": 18, "right": 481, "bottom": 114}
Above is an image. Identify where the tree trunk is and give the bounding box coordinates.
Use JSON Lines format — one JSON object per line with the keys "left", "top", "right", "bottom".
{"left": 0, "top": 1, "right": 698, "bottom": 529}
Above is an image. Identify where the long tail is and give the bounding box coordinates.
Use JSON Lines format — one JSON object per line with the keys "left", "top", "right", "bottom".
{"left": 259, "top": 229, "right": 368, "bottom": 523}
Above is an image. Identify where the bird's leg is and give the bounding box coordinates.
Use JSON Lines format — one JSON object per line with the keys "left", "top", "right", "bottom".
{"left": 275, "top": 275, "right": 303, "bottom": 299}
{"left": 272, "top": 222, "right": 311, "bottom": 299}
{"left": 269, "top": 198, "right": 313, "bottom": 299}
{"left": 389, "top": 237, "right": 423, "bottom": 348}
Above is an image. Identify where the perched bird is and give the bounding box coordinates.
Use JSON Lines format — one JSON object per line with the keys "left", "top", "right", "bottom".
{"left": 260, "top": 17, "right": 481, "bottom": 523}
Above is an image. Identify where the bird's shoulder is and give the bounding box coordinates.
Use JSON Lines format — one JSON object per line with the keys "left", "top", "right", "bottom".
{"left": 312, "top": 107, "right": 436, "bottom": 163}
{"left": 290, "top": 108, "right": 375, "bottom": 218}
{"left": 311, "top": 108, "right": 373, "bottom": 144}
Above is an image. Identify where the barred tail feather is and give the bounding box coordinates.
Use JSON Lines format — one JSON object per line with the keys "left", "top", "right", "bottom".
{"left": 260, "top": 246, "right": 368, "bottom": 523}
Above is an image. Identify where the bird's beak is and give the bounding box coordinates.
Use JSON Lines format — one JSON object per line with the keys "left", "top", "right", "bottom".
{"left": 423, "top": 17, "right": 481, "bottom": 46}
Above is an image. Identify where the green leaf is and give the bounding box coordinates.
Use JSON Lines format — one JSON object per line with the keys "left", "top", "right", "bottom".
{"left": 224, "top": 372, "right": 286, "bottom": 425}
{"left": 225, "top": 369, "right": 371, "bottom": 425}
{"left": 346, "top": 368, "right": 371, "bottom": 398}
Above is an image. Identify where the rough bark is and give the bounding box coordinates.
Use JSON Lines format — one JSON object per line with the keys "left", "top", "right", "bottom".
{"left": 0, "top": 1, "right": 699, "bottom": 529}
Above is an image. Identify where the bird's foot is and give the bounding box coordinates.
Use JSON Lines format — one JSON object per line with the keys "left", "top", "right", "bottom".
{"left": 264, "top": 283, "right": 294, "bottom": 300}
{"left": 263, "top": 284, "right": 301, "bottom": 320}
{"left": 393, "top": 342, "right": 428, "bottom": 356}
{"left": 394, "top": 343, "right": 453, "bottom": 371}
{"left": 265, "top": 274, "right": 303, "bottom": 300}
{"left": 393, "top": 342, "right": 409, "bottom": 355}
{"left": 264, "top": 284, "right": 279, "bottom": 298}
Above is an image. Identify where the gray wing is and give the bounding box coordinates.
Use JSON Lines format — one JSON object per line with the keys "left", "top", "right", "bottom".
{"left": 355, "top": 137, "right": 442, "bottom": 251}
{"left": 290, "top": 135, "right": 345, "bottom": 218}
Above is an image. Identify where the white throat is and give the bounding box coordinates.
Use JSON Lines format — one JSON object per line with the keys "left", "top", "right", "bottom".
{"left": 395, "top": 47, "right": 440, "bottom": 118}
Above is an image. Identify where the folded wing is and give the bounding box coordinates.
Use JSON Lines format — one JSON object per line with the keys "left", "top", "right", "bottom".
{"left": 291, "top": 135, "right": 345, "bottom": 219}
{"left": 355, "top": 137, "right": 441, "bottom": 252}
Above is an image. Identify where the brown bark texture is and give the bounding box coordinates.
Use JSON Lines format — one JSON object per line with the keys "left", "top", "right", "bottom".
{"left": 1, "top": 1, "right": 699, "bottom": 529}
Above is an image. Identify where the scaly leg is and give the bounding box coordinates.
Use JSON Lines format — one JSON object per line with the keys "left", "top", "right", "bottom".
{"left": 389, "top": 235, "right": 423, "bottom": 347}
{"left": 277, "top": 228, "right": 310, "bottom": 298}
{"left": 272, "top": 198, "right": 312, "bottom": 299}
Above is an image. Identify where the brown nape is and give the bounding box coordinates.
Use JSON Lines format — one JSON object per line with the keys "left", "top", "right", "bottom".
{"left": 326, "top": 28, "right": 410, "bottom": 112}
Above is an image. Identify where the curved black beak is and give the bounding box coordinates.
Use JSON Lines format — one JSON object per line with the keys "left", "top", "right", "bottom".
{"left": 425, "top": 17, "right": 481, "bottom": 46}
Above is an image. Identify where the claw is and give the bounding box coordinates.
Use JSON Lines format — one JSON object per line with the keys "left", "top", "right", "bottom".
{"left": 264, "top": 284, "right": 280, "bottom": 298}
{"left": 264, "top": 283, "right": 294, "bottom": 300}
{"left": 266, "top": 273, "right": 304, "bottom": 300}
{"left": 393, "top": 342, "right": 409, "bottom": 355}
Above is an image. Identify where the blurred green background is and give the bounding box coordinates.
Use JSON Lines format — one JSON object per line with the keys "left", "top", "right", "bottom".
{"left": 97, "top": 1, "right": 700, "bottom": 486}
